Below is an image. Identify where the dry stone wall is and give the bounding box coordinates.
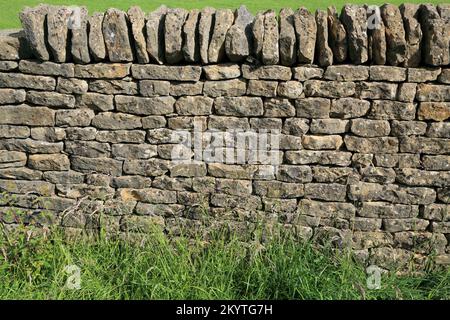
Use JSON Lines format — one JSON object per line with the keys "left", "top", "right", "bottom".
{"left": 0, "top": 4, "right": 449, "bottom": 271}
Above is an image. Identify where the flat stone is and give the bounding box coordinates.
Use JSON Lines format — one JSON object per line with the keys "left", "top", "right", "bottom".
{"left": 30, "top": 127, "right": 65, "bottom": 142}
{"left": 128, "top": 6, "right": 150, "bottom": 64}
{"left": 208, "top": 9, "right": 234, "bottom": 63}
{"left": 418, "top": 102, "right": 450, "bottom": 121}
{"left": 103, "top": 8, "right": 133, "bottom": 62}
{"left": 214, "top": 97, "right": 263, "bottom": 116}
{"left": 295, "top": 98, "right": 330, "bottom": 118}
{"left": 285, "top": 150, "right": 352, "bottom": 166}
{"left": 28, "top": 154, "right": 70, "bottom": 171}
{"left": 310, "top": 119, "right": 349, "bottom": 134}
{"left": 203, "top": 79, "right": 246, "bottom": 97}
{"left": 146, "top": 5, "right": 167, "bottom": 64}
{"left": 225, "top": 5, "right": 253, "bottom": 62}
{"left": 370, "top": 66, "right": 406, "bottom": 81}
{"left": 324, "top": 65, "right": 369, "bottom": 81}
{"left": 165, "top": 8, "right": 188, "bottom": 64}
{"left": 0, "top": 125, "right": 29, "bottom": 138}
{"left": 293, "top": 66, "right": 324, "bottom": 81}
{"left": 70, "top": 6, "right": 90, "bottom": 64}
{"left": 170, "top": 82, "right": 204, "bottom": 96}
{"left": 71, "top": 156, "right": 123, "bottom": 176}
{"left": 92, "top": 112, "right": 141, "bottom": 129}
{"left": 132, "top": 65, "right": 202, "bottom": 81}
{"left": 182, "top": 10, "right": 200, "bottom": 63}
{"left": 264, "top": 98, "right": 296, "bottom": 117}
{"left": 139, "top": 80, "right": 170, "bottom": 96}
{"left": 115, "top": 95, "right": 175, "bottom": 115}
{"left": 293, "top": 7, "right": 316, "bottom": 64}
{"left": 304, "top": 80, "right": 355, "bottom": 98}
{"left": 302, "top": 135, "right": 343, "bottom": 150}
{"left": 0, "top": 105, "right": 54, "bottom": 126}
{"left": 0, "top": 179, "right": 54, "bottom": 196}
{"left": 340, "top": 5, "right": 368, "bottom": 64}
{"left": 74, "top": 63, "right": 130, "bottom": 79}
{"left": 0, "top": 139, "right": 63, "bottom": 154}
{"left": 55, "top": 109, "right": 95, "bottom": 127}
{"left": 88, "top": 12, "right": 107, "bottom": 61}
{"left": 369, "top": 100, "right": 415, "bottom": 120}
{"left": 247, "top": 80, "right": 277, "bottom": 97}
{"left": 242, "top": 64, "right": 292, "bottom": 80}
{"left": 357, "top": 82, "right": 397, "bottom": 100}
{"left": 408, "top": 68, "right": 441, "bottom": 82}
{"left": 0, "top": 61, "right": 18, "bottom": 72}
{"left": 19, "top": 60, "right": 74, "bottom": 77}
{"left": 277, "top": 81, "right": 303, "bottom": 99}
{"left": 304, "top": 183, "right": 347, "bottom": 202}
{"left": 20, "top": 5, "right": 49, "bottom": 61}
{"left": 400, "top": 136, "right": 450, "bottom": 154}
{"left": 351, "top": 119, "right": 390, "bottom": 137}
{"left": 89, "top": 80, "right": 137, "bottom": 95}
{"left": 76, "top": 93, "right": 114, "bottom": 111}
{"left": 26, "top": 90, "right": 75, "bottom": 108}
{"left": 203, "top": 64, "right": 241, "bottom": 80}
{"left": 0, "top": 72, "right": 56, "bottom": 90}
{"left": 0, "top": 89, "right": 26, "bottom": 104}
{"left": 175, "top": 96, "right": 213, "bottom": 115}
{"left": 344, "top": 136, "right": 398, "bottom": 153}
{"left": 416, "top": 84, "right": 450, "bottom": 102}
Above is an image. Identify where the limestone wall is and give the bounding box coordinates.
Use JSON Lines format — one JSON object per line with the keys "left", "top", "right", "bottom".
{"left": 0, "top": 4, "right": 449, "bottom": 271}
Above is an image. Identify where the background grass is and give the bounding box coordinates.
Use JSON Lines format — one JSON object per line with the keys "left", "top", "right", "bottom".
{"left": 0, "top": 0, "right": 446, "bottom": 29}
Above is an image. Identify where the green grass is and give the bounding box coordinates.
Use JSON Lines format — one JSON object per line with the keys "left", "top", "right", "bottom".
{"left": 0, "top": 1, "right": 446, "bottom": 29}
{"left": 0, "top": 223, "right": 448, "bottom": 300}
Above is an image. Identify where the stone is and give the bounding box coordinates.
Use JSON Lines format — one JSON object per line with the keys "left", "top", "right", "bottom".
{"left": 340, "top": 5, "right": 368, "bottom": 64}
{"left": 103, "top": 9, "right": 133, "bottom": 62}
{"left": 28, "top": 154, "right": 70, "bottom": 171}
{"left": 198, "top": 7, "right": 215, "bottom": 64}
{"left": 391, "top": 120, "right": 427, "bottom": 136}
{"left": 293, "top": 7, "right": 316, "bottom": 64}
{"left": 345, "top": 136, "right": 398, "bottom": 153}
{"left": 396, "top": 83, "right": 417, "bottom": 102}
{"left": 175, "top": 96, "right": 213, "bottom": 115}
{"left": 252, "top": 12, "right": 265, "bottom": 61}
{"left": 416, "top": 84, "right": 450, "bottom": 102}
{"left": 356, "top": 82, "right": 397, "bottom": 100}
{"left": 77, "top": 93, "right": 114, "bottom": 112}
{"left": 247, "top": 80, "right": 277, "bottom": 97}
{"left": 348, "top": 182, "right": 436, "bottom": 204}
{"left": 242, "top": 64, "right": 292, "bottom": 80}
{"left": 420, "top": 4, "right": 450, "bottom": 66}
{"left": 57, "top": 78, "right": 88, "bottom": 94}
{"left": 0, "top": 139, "right": 63, "bottom": 154}
{"left": 182, "top": 10, "right": 200, "bottom": 63}
{"left": 295, "top": 98, "right": 330, "bottom": 118}
{"left": 313, "top": 166, "right": 358, "bottom": 184}
{"left": 327, "top": 6, "right": 348, "bottom": 63}
{"left": 292, "top": 66, "right": 324, "bottom": 81}
{"left": 0, "top": 167, "right": 42, "bottom": 181}
{"left": 330, "top": 98, "right": 370, "bottom": 118}
{"left": 0, "top": 179, "right": 54, "bottom": 196}
{"left": 282, "top": 118, "right": 309, "bottom": 136}
{"left": 121, "top": 188, "right": 177, "bottom": 205}
{"left": 55, "top": 109, "right": 95, "bottom": 127}
{"left": 112, "top": 144, "right": 157, "bottom": 160}
{"left": 277, "top": 81, "right": 303, "bottom": 99}
{"left": 225, "top": 5, "right": 253, "bottom": 62}
{"left": 360, "top": 167, "right": 396, "bottom": 183}
{"left": 214, "top": 97, "right": 263, "bottom": 116}
{"left": 369, "top": 100, "right": 416, "bottom": 120}
{"left": 0, "top": 72, "right": 56, "bottom": 91}
{"left": 439, "top": 69, "right": 450, "bottom": 84}
{"left": 132, "top": 65, "right": 202, "bottom": 81}
{"left": 304, "top": 183, "right": 347, "bottom": 202}
{"left": 210, "top": 193, "right": 262, "bottom": 210}
{"left": 71, "top": 156, "right": 122, "bottom": 176}
{"left": 380, "top": 4, "right": 407, "bottom": 66}
{"left": 146, "top": 5, "right": 167, "bottom": 64}
{"left": 427, "top": 122, "right": 450, "bottom": 138}
{"left": 264, "top": 99, "right": 296, "bottom": 117}
{"left": 0, "top": 150, "right": 27, "bottom": 168}
{"left": 165, "top": 8, "right": 188, "bottom": 64}
{"left": 70, "top": 6, "right": 90, "bottom": 64}
{"left": 208, "top": 9, "right": 234, "bottom": 63}
{"left": 142, "top": 116, "right": 167, "bottom": 129}
{"left": 203, "top": 64, "right": 241, "bottom": 80}
{"left": 350, "top": 119, "right": 390, "bottom": 137}
{"left": 128, "top": 6, "right": 150, "bottom": 64}
{"left": 0, "top": 89, "right": 26, "bottom": 104}
{"left": 366, "top": 5, "right": 386, "bottom": 65}
{"left": 170, "top": 82, "right": 204, "bottom": 96}
{"left": 400, "top": 136, "right": 450, "bottom": 154}
{"left": 113, "top": 176, "right": 152, "bottom": 189}
{"left": 287, "top": 151, "right": 351, "bottom": 168}
{"left": 74, "top": 63, "right": 130, "bottom": 79}
{"left": 26, "top": 91, "right": 75, "bottom": 108}
{"left": 0, "top": 105, "right": 54, "bottom": 126}
{"left": 89, "top": 80, "right": 137, "bottom": 95}
{"left": 278, "top": 8, "right": 296, "bottom": 66}
{"left": 422, "top": 204, "right": 450, "bottom": 221}
{"left": 115, "top": 95, "right": 174, "bottom": 115}
{"left": 358, "top": 202, "right": 418, "bottom": 218}
{"left": 351, "top": 218, "right": 382, "bottom": 231}
{"left": 88, "top": 12, "right": 107, "bottom": 61}
{"left": 310, "top": 119, "right": 349, "bottom": 134}
{"left": 277, "top": 165, "right": 312, "bottom": 183}
{"left": 204, "top": 79, "right": 246, "bottom": 97}
{"left": 65, "top": 141, "right": 110, "bottom": 158}
{"left": 370, "top": 66, "right": 406, "bottom": 82}
{"left": 262, "top": 10, "right": 279, "bottom": 65}
{"left": 46, "top": 6, "right": 71, "bottom": 62}
{"left": 171, "top": 162, "right": 207, "bottom": 177}
{"left": 19, "top": 60, "right": 74, "bottom": 77}
{"left": 0, "top": 125, "right": 29, "bottom": 138}
{"left": 422, "top": 155, "right": 450, "bottom": 171}
{"left": 384, "top": 219, "right": 429, "bottom": 232}
{"left": 92, "top": 112, "right": 141, "bottom": 130}
{"left": 30, "top": 127, "right": 65, "bottom": 142}
{"left": 315, "top": 9, "right": 333, "bottom": 67}
{"left": 304, "top": 80, "right": 355, "bottom": 98}
{"left": 400, "top": 4, "right": 422, "bottom": 67}
{"left": 302, "top": 135, "right": 343, "bottom": 150}
{"left": 0, "top": 31, "right": 32, "bottom": 61}
{"left": 397, "top": 168, "right": 449, "bottom": 187}
{"left": 139, "top": 80, "right": 170, "bottom": 97}
{"left": 324, "top": 65, "right": 369, "bottom": 81}
{"left": 65, "top": 127, "right": 97, "bottom": 141}
{"left": 0, "top": 61, "right": 18, "bottom": 72}
{"left": 123, "top": 159, "right": 169, "bottom": 176}
{"left": 20, "top": 5, "right": 49, "bottom": 61}
{"left": 408, "top": 68, "right": 441, "bottom": 82}
{"left": 417, "top": 102, "right": 450, "bottom": 121}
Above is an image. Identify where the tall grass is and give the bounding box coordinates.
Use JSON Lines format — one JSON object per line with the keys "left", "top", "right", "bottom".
{"left": 0, "top": 222, "right": 448, "bottom": 300}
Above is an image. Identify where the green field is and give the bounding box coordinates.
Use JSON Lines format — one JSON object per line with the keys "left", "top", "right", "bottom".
{"left": 0, "top": 0, "right": 446, "bottom": 29}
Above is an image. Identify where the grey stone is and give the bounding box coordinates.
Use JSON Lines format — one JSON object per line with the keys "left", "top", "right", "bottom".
{"left": 208, "top": 9, "right": 234, "bottom": 63}
{"left": 304, "top": 80, "right": 355, "bottom": 98}
{"left": 170, "top": 82, "right": 204, "bottom": 96}
{"left": 122, "top": 159, "right": 170, "bottom": 177}
{"left": 0, "top": 139, "right": 63, "bottom": 154}
{"left": 0, "top": 89, "right": 26, "bottom": 104}
{"left": 203, "top": 64, "right": 241, "bottom": 80}
{"left": 302, "top": 135, "right": 343, "bottom": 150}
{"left": 380, "top": 4, "right": 407, "bottom": 66}
{"left": 366, "top": 6, "right": 386, "bottom": 65}
{"left": 340, "top": 5, "right": 368, "bottom": 64}
{"left": 89, "top": 80, "right": 138, "bottom": 95}
{"left": 145, "top": 5, "right": 167, "bottom": 64}
{"left": 293, "top": 7, "right": 316, "bottom": 64}
{"left": 0, "top": 125, "right": 29, "bottom": 138}
{"left": 56, "top": 109, "right": 95, "bottom": 127}
{"left": 28, "top": 154, "right": 70, "bottom": 171}
{"left": 345, "top": 136, "right": 399, "bottom": 153}
{"left": 182, "top": 10, "right": 200, "bottom": 63}
{"left": 175, "top": 96, "right": 213, "bottom": 115}
{"left": 30, "top": 127, "right": 65, "bottom": 142}
{"left": 46, "top": 6, "right": 71, "bottom": 62}
{"left": 252, "top": 12, "right": 265, "bottom": 61}
{"left": 0, "top": 105, "right": 54, "bottom": 126}
{"left": 277, "top": 165, "right": 312, "bottom": 183}
{"left": 0, "top": 179, "right": 54, "bottom": 196}
{"left": 214, "top": 97, "right": 263, "bottom": 116}
{"left": 324, "top": 65, "right": 369, "bottom": 81}
{"left": 242, "top": 64, "right": 292, "bottom": 80}
{"left": 277, "top": 81, "right": 303, "bottom": 99}
{"left": 0, "top": 61, "right": 18, "bottom": 72}
{"left": 165, "top": 8, "right": 188, "bottom": 64}
{"left": 0, "top": 31, "right": 32, "bottom": 61}
{"left": 293, "top": 66, "right": 324, "bottom": 80}
{"left": 408, "top": 68, "right": 441, "bottom": 82}
{"left": 65, "top": 141, "right": 110, "bottom": 158}
{"left": 71, "top": 156, "right": 122, "bottom": 176}
{"left": 0, "top": 150, "right": 27, "bottom": 168}
{"left": 76, "top": 93, "right": 113, "bottom": 111}
{"left": 103, "top": 9, "right": 133, "bottom": 62}
{"left": 26, "top": 91, "right": 75, "bottom": 108}
{"left": 247, "top": 80, "right": 277, "bottom": 97}
{"left": 356, "top": 82, "right": 397, "bottom": 100}
{"left": 115, "top": 95, "right": 174, "bottom": 115}
{"left": 97, "top": 130, "right": 145, "bottom": 143}
{"left": 112, "top": 144, "right": 157, "bottom": 160}
{"left": 295, "top": 98, "right": 330, "bottom": 118}
{"left": 396, "top": 83, "right": 417, "bottom": 102}
{"left": 88, "top": 12, "right": 107, "bottom": 61}
{"left": 74, "top": 63, "right": 130, "bottom": 79}
{"left": 315, "top": 9, "right": 333, "bottom": 67}
{"left": 19, "top": 60, "right": 74, "bottom": 77}
{"left": 203, "top": 79, "right": 246, "bottom": 97}
{"left": 391, "top": 120, "right": 427, "bottom": 136}
{"left": 400, "top": 136, "right": 450, "bottom": 154}
{"left": 427, "top": 122, "right": 450, "bottom": 138}
{"left": 305, "top": 183, "right": 347, "bottom": 202}
{"left": 330, "top": 98, "right": 370, "bottom": 119}
{"left": 92, "top": 112, "right": 141, "bottom": 130}
{"left": 282, "top": 118, "right": 309, "bottom": 135}
{"left": 370, "top": 66, "right": 406, "bottom": 81}
{"left": 262, "top": 10, "right": 279, "bottom": 65}
{"left": 139, "top": 80, "right": 170, "bottom": 96}
{"left": 400, "top": 4, "right": 422, "bottom": 67}
{"left": 310, "top": 119, "right": 349, "bottom": 134}
{"left": 327, "top": 6, "right": 348, "bottom": 63}
{"left": 396, "top": 168, "right": 449, "bottom": 187}
{"left": 225, "top": 5, "right": 254, "bottom": 62}
{"left": 0, "top": 72, "right": 56, "bottom": 91}
{"left": 198, "top": 7, "right": 215, "bottom": 64}
{"left": 20, "top": 5, "right": 49, "bottom": 61}
{"left": 132, "top": 65, "right": 202, "bottom": 81}
{"left": 358, "top": 202, "right": 419, "bottom": 218}
{"left": 264, "top": 98, "right": 296, "bottom": 117}
{"left": 57, "top": 78, "right": 88, "bottom": 94}
{"left": 70, "top": 6, "right": 90, "bottom": 64}
{"left": 142, "top": 116, "right": 167, "bottom": 129}
{"left": 420, "top": 4, "right": 450, "bottom": 66}
{"left": 350, "top": 119, "right": 390, "bottom": 137}
{"left": 369, "top": 100, "right": 416, "bottom": 120}
{"left": 285, "top": 150, "right": 352, "bottom": 166}
{"left": 128, "top": 6, "right": 150, "bottom": 64}
{"left": 422, "top": 155, "right": 450, "bottom": 171}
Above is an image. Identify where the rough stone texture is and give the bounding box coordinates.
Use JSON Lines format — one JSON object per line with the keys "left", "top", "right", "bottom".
{"left": 128, "top": 6, "right": 150, "bottom": 64}
{"left": 103, "top": 9, "right": 134, "bottom": 62}
{"left": 20, "top": 5, "right": 49, "bottom": 61}
{"left": 2, "top": 4, "right": 450, "bottom": 271}
{"left": 420, "top": 4, "right": 450, "bottom": 66}
{"left": 70, "top": 7, "right": 90, "bottom": 64}
{"left": 88, "top": 13, "right": 107, "bottom": 61}
{"left": 208, "top": 9, "right": 234, "bottom": 64}
{"left": 46, "top": 6, "right": 71, "bottom": 63}
{"left": 293, "top": 8, "right": 317, "bottom": 64}
{"left": 315, "top": 10, "right": 333, "bottom": 67}
{"left": 165, "top": 8, "right": 188, "bottom": 64}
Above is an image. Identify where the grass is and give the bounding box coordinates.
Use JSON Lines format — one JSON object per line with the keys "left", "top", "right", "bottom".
{"left": 0, "top": 0, "right": 446, "bottom": 30}
{"left": 0, "top": 222, "right": 449, "bottom": 300}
